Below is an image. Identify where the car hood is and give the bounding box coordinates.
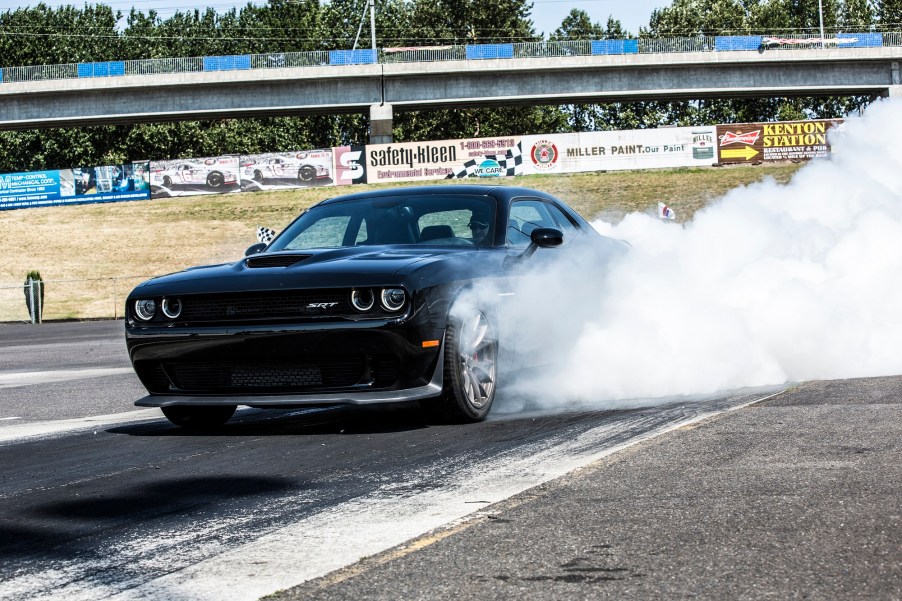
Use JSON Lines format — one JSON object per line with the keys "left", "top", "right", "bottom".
{"left": 131, "top": 246, "right": 483, "bottom": 296}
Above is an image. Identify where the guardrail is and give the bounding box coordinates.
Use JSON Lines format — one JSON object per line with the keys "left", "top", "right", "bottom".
{"left": 0, "top": 275, "right": 156, "bottom": 322}
{"left": 0, "top": 32, "right": 893, "bottom": 84}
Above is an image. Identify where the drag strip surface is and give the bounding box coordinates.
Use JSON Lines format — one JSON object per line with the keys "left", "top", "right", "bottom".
{"left": 0, "top": 385, "right": 780, "bottom": 601}
{"left": 0, "top": 322, "right": 791, "bottom": 600}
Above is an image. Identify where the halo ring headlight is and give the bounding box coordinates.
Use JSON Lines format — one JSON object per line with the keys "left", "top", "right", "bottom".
{"left": 350, "top": 289, "right": 375, "bottom": 312}
{"left": 161, "top": 298, "right": 182, "bottom": 319}
{"left": 380, "top": 288, "right": 406, "bottom": 312}
{"left": 134, "top": 299, "right": 156, "bottom": 321}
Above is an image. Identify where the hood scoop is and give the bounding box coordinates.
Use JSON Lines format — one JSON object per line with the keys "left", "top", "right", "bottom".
{"left": 245, "top": 254, "right": 311, "bottom": 268}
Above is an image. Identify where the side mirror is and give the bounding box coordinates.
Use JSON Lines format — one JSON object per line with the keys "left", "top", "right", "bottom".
{"left": 245, "top": 242, "right": 267, "bottom": 256}
{"left": 530, "top": 227, "right": 563, "bottom": 249}
{"left": 504, "top": 227, "right": 564, "bottom": 268}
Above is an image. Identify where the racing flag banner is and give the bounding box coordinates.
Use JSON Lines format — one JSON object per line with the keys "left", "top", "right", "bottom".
{"left": 520, "top": 127, "right": 718, "bottom": 175}
{"left": 716, "top": 120, "right": 843, "bottom": 164}
{"left": 362, "top": 136, "right": 524, "bottom": 185}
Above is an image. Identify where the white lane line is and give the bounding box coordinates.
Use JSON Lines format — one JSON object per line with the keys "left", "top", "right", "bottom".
{"left": 0, "top": 390, "right": 783, "bottom": 601}
{"left": 0, "top": 367, "right": 135, "bottom": 389}
{"left": 0, "top": 408, "right": 163, "bottom": 444}
{"left": 0, "top": 417, "right": 21, "bottom": 421}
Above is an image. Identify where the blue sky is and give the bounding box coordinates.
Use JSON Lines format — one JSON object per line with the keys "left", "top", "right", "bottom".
{"left": 0, "top": 0, "right": 668, "bottom": 36}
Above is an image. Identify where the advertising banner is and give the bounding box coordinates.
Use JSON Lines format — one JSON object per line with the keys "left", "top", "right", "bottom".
{"left": 332, "top": 146, "right": 368, "bottom": 186}
{"left": 240, "top": 149, "right": 334, "bottom": 192}
{"left": 149, "top": 155, "right": 241, "bottom": 198}
{"left": 716, "top": 120, "right": 842, "bottom": 164}
{"left": 362, "top": 136, "right": 524, "bottom": 185}
{"left": 520, "top": 127, "right": 718, "bottom": 175}
{"left": 0, "top": 163, "right": 150, "bottom": 211}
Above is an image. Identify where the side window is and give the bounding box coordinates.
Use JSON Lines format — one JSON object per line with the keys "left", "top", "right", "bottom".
{"left": 508, "top": 200, "right": 555, "bottom": 247}
{"left": 354, "top": 220, "right": 368, "bottom": 244}
{"left": 546, "top": 203, "right": 580, "bottom": 236}
{"left": 285, "top": 215, "right": 352, "bottom": 249}
{"left": 418, "top": 210, "right": 471, "bottom": 239}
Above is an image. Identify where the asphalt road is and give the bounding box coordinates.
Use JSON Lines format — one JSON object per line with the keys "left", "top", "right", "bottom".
{"left": 0, "top": 321, "right": 899, "bottom": 600}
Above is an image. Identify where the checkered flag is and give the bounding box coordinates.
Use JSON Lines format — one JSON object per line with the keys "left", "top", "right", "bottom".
{"left": 446, "top": 142, "right": 524, "bottom": 179}
{"left": 256, "top": 226, "right": 276, "bottom": 244}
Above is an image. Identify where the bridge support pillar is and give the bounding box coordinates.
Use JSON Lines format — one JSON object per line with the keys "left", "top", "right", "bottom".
{"left": 885, "top": 85, "right": 902, "bottom": 98}
{"left": 369, "top": 103, "right": 393, "bottom": 145}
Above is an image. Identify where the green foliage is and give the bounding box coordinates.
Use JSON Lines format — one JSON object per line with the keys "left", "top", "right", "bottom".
{"left": 0, "top": 0, "right": 879, "bottom": 172}
{"left": 549, "top": 9, "right": 629, "bottom": 40}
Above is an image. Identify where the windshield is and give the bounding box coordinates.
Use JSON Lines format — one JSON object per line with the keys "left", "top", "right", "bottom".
{"left": 268, "top": 193, "right": 498, "bottom": 251}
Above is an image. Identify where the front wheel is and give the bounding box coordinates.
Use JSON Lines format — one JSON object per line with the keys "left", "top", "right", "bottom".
{"left": 161, "top": 405, "right": 236, "bottom": 429}
{"left": 435, "top": 310, "right": 498, "bottom": 422}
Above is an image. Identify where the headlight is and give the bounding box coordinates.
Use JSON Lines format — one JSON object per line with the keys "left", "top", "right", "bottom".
{"left": 134, "top": 299, "right": 156, "bottom": 321}
{"left": 380, "top": 288, "right": 406, "bottom": 312}
{"left": 350, "top": 289, "right": 375, "bottom": 312}
{"left": 161, "top": 298, "right": 182, "bottom": 319}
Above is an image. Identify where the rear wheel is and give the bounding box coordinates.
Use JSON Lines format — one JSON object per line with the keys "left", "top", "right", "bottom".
{"left": 434, "top": 309, "right": 498, "bottom": 422}
{"left": 206, "top": 171, "right": 224, "bottom": 188}
{"left": 298, "top": 165, "right": 316, "bottom": 183}
{"left": 161, "top": 405, "right": 236, "bottom": 429}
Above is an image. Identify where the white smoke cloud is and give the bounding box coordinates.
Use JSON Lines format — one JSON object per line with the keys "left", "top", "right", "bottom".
{"left": 493, "top": 98, "right": 902, "bottom": 410}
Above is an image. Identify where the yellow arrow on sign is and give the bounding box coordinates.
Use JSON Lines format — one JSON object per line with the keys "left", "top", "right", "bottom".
{"left": 720, "top": 146, "right": 760, "bottom": 160}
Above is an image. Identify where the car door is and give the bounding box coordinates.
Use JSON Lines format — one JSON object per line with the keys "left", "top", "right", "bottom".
{"left": 504, "top": 198, "right": 584, "bottom": 373}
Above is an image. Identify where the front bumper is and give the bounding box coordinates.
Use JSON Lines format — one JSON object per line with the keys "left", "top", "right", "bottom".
{"left": 127, "top": 321, "right": 445, "bottom": 407}
{"left": 135, "top": 340, "right": 444, "bottom": 407}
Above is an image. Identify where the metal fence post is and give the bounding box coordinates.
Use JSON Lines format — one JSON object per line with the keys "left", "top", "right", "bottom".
{"left": 27, "top": 278, "right": 36, "bottom": 324}
{"left": 36, "top": 279, "right": 42, "bottom": 324}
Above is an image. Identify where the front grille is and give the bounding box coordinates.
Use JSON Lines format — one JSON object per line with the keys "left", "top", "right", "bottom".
{"left": 162, "top": 356, "right": 399, "bottom": 393}
{"left": 246, "top": 254, "right": 311, "bottom": 268}
{"left": 181, "top": 290, "right": 352, "bottom": 322}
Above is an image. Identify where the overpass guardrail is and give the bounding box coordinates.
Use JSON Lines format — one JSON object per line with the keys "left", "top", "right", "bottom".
{"left": 0, "top": 33, "right": 894, "bottom": 85}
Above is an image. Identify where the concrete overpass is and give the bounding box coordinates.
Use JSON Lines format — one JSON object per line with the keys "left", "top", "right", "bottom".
{"left": 0, "top": 46, "right": 900, "bottom": 142}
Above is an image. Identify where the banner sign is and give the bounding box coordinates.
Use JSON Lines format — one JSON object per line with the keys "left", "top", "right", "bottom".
{"left": 521, "top": 127, "right": 717, "bottom": 175}
{"left": 716, "top": 120, "right": 842, "bottom": 163}
{"left": 0, "top": 163, "right": 149, "bottom": 210}
{"left": 362, "top": 136, "right": 524, "bottom": 184}
{"left": 333, "top": 146, "right": 368, "bottom": 186}
{"left": 150, "top": 156, "right": 241, "bottom": 198}
{"left": 240, "top": 149, "right": 333, "bottom": 192}
{"left": 0, "top": 119, "right": 841, "bottom": 211}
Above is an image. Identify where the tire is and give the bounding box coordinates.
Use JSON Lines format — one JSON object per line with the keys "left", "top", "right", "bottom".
{"left": 206, "top": 171, "right": 224, "bottom": 188}
{"left": 253, "top": 170, "right": 264, "bottom": 183}
{"left": 298, "top": 165, "right": 316, "bottom": 183}
{"left": 162, "top": 175, "right": 172, "bottom": 188}
{"left": 434, "top": 309, "right": 498, "bottom": 422}
{"left": 161, "top": 405, "right": 236, "bottom": 429}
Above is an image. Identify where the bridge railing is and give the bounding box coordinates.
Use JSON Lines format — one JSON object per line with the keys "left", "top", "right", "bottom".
{"left": 0, "top": 33, "right": 895, "bottom": 84}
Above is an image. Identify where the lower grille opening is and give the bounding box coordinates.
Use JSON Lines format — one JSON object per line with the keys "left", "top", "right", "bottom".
{"left": 161, "top": 356, "right": 399, "bottom": 393}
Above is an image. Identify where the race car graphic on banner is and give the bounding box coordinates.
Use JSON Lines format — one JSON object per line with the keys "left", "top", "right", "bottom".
{"left": 240, "top": 150, "right": 333, "bottom": 191}
{"left": 520, "top": 127, "right": 719, "bottom": 174}
{"left": 150, "top": 156, "right": 240, "bottom": 198}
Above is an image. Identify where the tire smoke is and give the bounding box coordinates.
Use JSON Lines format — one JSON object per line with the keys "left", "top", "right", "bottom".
{"left": 500, "top": 99, "right": 902, "bottom": 410}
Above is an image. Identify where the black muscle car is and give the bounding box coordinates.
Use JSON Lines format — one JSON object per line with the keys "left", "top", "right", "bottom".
{"left": 125, "top": 185, "right": 625, "bottom": 428}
